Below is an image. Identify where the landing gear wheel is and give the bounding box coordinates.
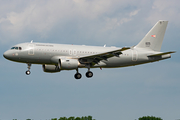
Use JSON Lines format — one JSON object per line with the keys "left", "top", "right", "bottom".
{"left": 74, "top": 73, "right": 82, "bottom": 79}
{"left": 26, "top": 70, "right": 31, "bottom": 75}
{"left": 26, "top": 63, "right": 31, "bottom": 75}
{"left": 86, "top": 71, "right": 93, "bottom": 78}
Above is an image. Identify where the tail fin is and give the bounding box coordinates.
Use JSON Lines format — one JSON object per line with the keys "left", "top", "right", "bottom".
{"left": 136, "top": 20, "right": 168, "bottom": 51}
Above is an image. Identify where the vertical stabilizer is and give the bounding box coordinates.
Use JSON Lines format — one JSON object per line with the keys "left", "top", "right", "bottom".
{"left": 136, "top": 20, "right": 168, "bottom": 51}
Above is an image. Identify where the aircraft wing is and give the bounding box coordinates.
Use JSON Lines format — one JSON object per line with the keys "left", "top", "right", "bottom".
{"left": 75, "top": 47, "right": 130, "bottom": 65}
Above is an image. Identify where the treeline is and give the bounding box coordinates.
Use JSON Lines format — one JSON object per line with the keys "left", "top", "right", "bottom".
{"left": 51, "top": 116, "right": 95, "bottom": 120}
{"left": 12, "top": 115, "right": 163, "bottom": 120}
{"left": 12, "top": 116, "right": 95, "bottom": 120}
{"left": 139, "top": 116, "right": 163, "bottom": 120}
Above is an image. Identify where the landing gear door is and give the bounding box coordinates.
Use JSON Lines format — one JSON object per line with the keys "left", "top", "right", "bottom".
{"left": 28, "top": 44, "right": 34, "bottom": 55}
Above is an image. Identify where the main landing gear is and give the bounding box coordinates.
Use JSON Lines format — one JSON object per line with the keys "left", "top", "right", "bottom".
{"left": 86, "top": 71, "right": 93, "bottom": 78}
{"left": 74, "top": 73, "right": 82, "bottom": 79}
{"left": 74, "top": 69, "right": 82, "bottom": 79}
{"left": 74, "top": 71, "right": 93, "bottom": 79}
{"left": 74, "top": 65, "right": 93, "bottom": 79}
{"left": 86, "top": 66, "right": 93, "bottom": 78}
{"left": 26, "top": 63, "right": 31, "bottom": 75}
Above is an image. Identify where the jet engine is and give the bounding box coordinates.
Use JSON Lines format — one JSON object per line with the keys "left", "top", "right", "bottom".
{"left": 60, "top": 59, "right": 79, "bottom": 70}
{"left": 42, "top": 64, "right": 60, "bottom": 73}
{"left": 44, "top": 58, "right": 80, "bottom": 72}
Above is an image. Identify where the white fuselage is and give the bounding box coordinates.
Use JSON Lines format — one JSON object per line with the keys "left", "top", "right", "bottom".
{"left": 3, "top": 42, "right": 171, "bottom": 69}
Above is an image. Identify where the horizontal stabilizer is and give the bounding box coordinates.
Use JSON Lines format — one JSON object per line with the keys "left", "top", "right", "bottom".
{"left": 147, "top": 51, "right": 176, "bottom": 57}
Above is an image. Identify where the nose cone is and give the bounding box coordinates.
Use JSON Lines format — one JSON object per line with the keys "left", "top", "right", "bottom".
{"left": 3, "top": 51, "right": 11, "bottom": 59}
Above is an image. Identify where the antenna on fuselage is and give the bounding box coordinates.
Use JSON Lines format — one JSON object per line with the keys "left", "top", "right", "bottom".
{"left": 31, "top": 40, "right": 33, "bottom": 43}
{"left": 104, "top": 44, "right": 106, "bottom": 47}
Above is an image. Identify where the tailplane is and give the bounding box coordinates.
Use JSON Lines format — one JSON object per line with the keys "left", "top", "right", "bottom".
{"left": 136, "top": 20, "right": 168, "bottom": 51}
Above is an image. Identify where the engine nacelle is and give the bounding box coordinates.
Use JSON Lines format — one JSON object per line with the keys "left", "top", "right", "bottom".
{"left": 50, "top": 56, "right": 80, "bottom": 70}
{"left": 43, "top": 64, "right": 60, "bottom": 73}
{"left": 60, "top": 59, "right": 79, "bottom": 70}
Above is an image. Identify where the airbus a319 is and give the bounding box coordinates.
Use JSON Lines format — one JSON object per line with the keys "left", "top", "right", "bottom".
{"left": 3, "top": 20, "right": 175, "bottom": 79}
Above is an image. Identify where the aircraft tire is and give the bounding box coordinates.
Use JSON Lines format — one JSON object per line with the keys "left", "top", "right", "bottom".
{"left": 26, "top": 70, "right": 31, "bottom": 75}
{"left": 86, "top": 71, "right": 93, "bottom": 78}
{"left": 74, "top": 73, "right": 82, "bottom": 79}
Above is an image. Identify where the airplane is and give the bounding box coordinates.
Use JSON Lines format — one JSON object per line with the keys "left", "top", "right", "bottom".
{"left": 3, "top": 20, "right": 175, "bottom": 79}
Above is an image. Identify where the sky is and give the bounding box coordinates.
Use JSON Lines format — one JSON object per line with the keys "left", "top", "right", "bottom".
{"left": 0, "top": 0, "right": 180, "bottom": 120}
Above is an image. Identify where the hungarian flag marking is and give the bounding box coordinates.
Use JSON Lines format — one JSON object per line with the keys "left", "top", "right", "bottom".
{"left": 151, "top": 35, "right": 156, "bottom": 38}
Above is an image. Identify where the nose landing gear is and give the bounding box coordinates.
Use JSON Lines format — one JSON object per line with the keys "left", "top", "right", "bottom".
{"left": 26, "top": 63, "right": 31, "bottom": 75}
{"left": 26, "top": 70, "right": 31, "bottom": 75}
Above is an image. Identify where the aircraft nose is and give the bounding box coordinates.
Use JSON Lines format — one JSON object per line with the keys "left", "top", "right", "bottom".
{"left": 3, "top": 51, "right": 11, "bottom": 59}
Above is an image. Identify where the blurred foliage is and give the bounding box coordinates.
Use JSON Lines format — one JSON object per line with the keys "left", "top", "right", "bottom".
{"left": 139, "top": 116, "right": 163, "bottom": 120}
{"left": 11, "top": 116, "right": 95, "bottom": 120}
{"left": 52, "top": 116, "right": 95, "bottom": 120}
{"left": 11, "top": 115, "right": 164, "bottom": 120}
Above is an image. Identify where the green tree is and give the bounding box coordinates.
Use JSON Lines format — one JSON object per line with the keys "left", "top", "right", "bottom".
{"left": 51, "top": 118, "right": 57, "bottom": 120}
{"left": 68, "top": 116, "right": 75, "bottom": 120}
{"left": 88, "top": 116, "right": 92, "bottom": 120}
{"left": 58, "top": 117, "right": 67, "bottom": 120}
{"left": 139, "top": 116, "right": 163, "bottom": 120}
{"left": 75, "top": 117, "right": 81, "bottom": 120}
{"left": 56, "top": 116, "right": 95, "bottom": 120}
{"left": 81, "top": 116, "right": 85, "bottom": 120}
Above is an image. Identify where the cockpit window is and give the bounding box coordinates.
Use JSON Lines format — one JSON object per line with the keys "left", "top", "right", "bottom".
{"left": 11, "top": 46, "right": 22, "bottom": 50}
{"left": 11, "top": 47, "right": 15, "bottom": 49}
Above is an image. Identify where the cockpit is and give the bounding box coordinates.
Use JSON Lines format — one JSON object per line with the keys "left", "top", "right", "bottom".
{"left": 11, "top": 47, "right": 22, "bottom": 50}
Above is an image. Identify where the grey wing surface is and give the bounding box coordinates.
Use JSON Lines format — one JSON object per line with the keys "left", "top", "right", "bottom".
{"left": 75, "top": 47, "right": 130, "bottom": 65}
